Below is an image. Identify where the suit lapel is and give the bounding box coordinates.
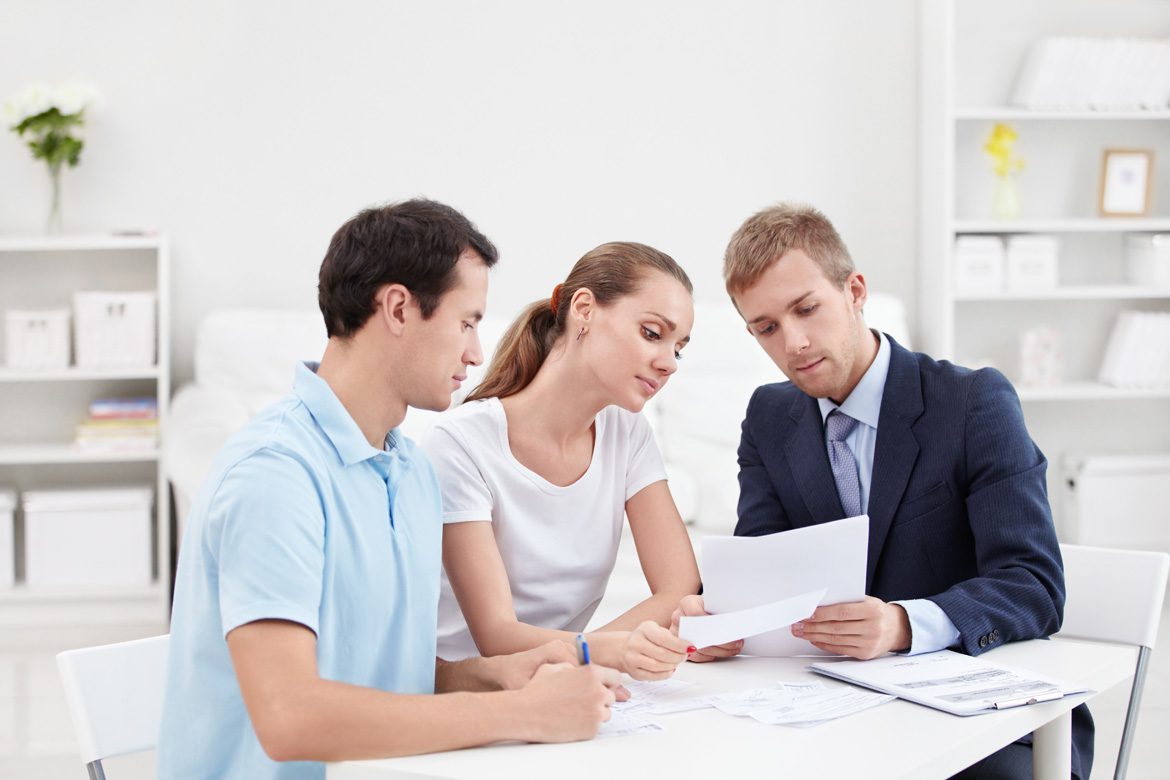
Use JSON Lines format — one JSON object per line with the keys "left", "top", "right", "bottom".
{"left": 783, "top": 393, "right": 843, "bottom": 525}
{"left": 865, "top": 337, "right": 924, "bottom": 589}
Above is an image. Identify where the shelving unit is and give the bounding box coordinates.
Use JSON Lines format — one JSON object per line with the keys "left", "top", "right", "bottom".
{"left": 0, "top": 234, "right": 170, "bottom": 627}
{"left": 919, "top": 0, "right": 1170, "bottom": 532}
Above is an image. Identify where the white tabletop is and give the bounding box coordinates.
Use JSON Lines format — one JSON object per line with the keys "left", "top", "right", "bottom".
{"left": 328, "top": 638, "right": 1135, "bottom": 780}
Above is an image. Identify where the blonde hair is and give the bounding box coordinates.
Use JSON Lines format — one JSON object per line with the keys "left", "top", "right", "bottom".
{"left": 467, "top": 242, "right": 692, "bottom": 402}
{"left": 723, "top": 203, "right": 854, "bottom": 297}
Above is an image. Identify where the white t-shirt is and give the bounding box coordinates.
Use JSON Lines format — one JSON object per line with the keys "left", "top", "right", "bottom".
{"left": 422, "top": 397, "right": 668, "bottom": 661}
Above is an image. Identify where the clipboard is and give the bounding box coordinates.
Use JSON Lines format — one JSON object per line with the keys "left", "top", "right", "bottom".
{"left": 809, "top": 649, "right": 1089, "bottom": 717}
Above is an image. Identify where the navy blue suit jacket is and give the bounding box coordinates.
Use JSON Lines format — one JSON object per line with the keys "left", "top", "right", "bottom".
{"left": 734, "top": 335, "right": 1092, "bottom": 777}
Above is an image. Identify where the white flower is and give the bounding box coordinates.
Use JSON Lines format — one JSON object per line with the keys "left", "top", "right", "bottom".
{"left": 10, "top": 83, "right": 52, "bottom": 123}
{"left": 53, "top": 82, "right": 102, "bottom": 116}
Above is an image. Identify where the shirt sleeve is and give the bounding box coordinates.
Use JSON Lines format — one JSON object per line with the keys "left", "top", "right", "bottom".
{"left": 894, "top": 598, "right": 962, "bottom": 655}
{"left": 624, "top": 411, "right": 668, "bottom": 501}
{"left": 420, "top": 425, "right": 494, "bottom": 524}
{"left": 208, "top": 448, "right": 326, "bottom": 637}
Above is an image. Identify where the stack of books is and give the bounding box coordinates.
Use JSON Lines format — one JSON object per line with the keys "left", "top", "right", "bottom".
{"left": 1099, "top": 312, "right": 1170, "bottom": 389}
{"left": 74, "top": 397, "right": 159, "bottom": 452}
{"left": 1011, "top": 37, "right": 1170, "bottom": 111}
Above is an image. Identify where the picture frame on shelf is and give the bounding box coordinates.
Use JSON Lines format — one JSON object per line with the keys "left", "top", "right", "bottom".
{"left": 1099, "top": 149, "right": 1154, "bottom": 217}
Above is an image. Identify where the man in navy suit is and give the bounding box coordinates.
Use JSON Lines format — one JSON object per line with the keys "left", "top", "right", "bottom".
{"left": 673, "top": 203, "right": 1091, "bottom": 779}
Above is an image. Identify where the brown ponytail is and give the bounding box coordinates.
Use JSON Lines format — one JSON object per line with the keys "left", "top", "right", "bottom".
{"left": 466, "top": 241, "right": 692, "bottom": 402}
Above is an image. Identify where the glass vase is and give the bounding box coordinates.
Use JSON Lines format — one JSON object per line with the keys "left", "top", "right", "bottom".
{"left": 46, "top": 164, "right": 64, "bottom": 234}
{"left": 992, "top": 175, "right": 1021, "bottom": 220}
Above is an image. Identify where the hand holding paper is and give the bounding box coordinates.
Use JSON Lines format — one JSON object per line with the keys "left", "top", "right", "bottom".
{"left": 678, "top": 589, "right": 827, "bottom": 650}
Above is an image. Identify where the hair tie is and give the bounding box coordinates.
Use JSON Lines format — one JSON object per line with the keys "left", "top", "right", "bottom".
{"left": 549, "top": 283, "right": 564, "bottom": 314}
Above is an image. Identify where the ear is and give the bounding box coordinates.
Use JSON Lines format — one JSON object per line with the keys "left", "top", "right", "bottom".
{"left": 568, "top": 287, "right": 595, "bottom": 326}
{"left": 375, "top": 283, "right": 412, "bottom": 336}
{"left": 845, "top": 272, "right": 868, "bottom": 312}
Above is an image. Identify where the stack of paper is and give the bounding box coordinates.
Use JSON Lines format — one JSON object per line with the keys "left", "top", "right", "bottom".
{"left": 74, "top": 396, "right": 159, "bottom": 452}
{"left": 1011, "top": 37, "right": 1170, "bottom": 111}
{"left": 1098, "top": 311, "right": 1170, "bottom": 389}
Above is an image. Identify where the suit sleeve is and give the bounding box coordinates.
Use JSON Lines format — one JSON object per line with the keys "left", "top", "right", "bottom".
{"left": 928, "top": 368, "right": 1065, "bottom": 656}
{"left": 733, "top": 388, "right": 791, "bottom": 537}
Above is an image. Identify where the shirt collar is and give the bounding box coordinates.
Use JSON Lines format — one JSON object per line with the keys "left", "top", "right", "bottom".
{"left": 294, "top": 362, "right": 399, "bottom": 467}
{"left": 817, "top": 330, "right": 890, "bottom": 430}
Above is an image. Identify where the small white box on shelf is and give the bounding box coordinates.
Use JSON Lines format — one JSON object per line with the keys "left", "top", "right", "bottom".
{"left": 0, "top": 489, "right": 14, "bottom": 587}
{"left": 22, "top": 487, "right": 153, "bottom": 587}
{"left": 1005, "top": 235, "right": 1060, "bottom": 292}
{"left": 1062, "top": 455, "right": 1170, "bottom": 553}
{"left": 4, "top": 309, "right": 70, "bottom": 369}
{"left": 954, "top": 236, "right": 1004, "bottom": 294}
{"left": 73, "top": 291, "right": 157, "bottom": 369}
{"left": 1126, "top": 233, "right": 1170, "bottom": 289}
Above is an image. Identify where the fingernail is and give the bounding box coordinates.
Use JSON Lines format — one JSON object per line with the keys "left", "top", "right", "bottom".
{"left": 792, "top": 622, "right": 803, "bottom": 631}
{"left": 687, "top": 646, "right": 697, "bottom": 654}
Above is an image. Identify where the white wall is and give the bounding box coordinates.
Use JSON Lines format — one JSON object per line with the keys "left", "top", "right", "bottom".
{"left": 0, "top": 0, "right": 919, "bottom": 385}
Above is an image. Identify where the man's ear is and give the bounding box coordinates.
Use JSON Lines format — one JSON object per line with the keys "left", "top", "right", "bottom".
{"left": 375, "top": 284, "right": 413, "bottom": 335}
{"left": 569, "top": 287, "right": 595, "bottom": 326}
{"left": 846, "top": 272, "right": 868, "bottom": 311}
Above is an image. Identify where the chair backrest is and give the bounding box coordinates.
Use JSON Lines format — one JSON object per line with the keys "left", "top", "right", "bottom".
{"left": 1057, "top": 544, "right": 1170, "bottom": 648}
{"left": 56, "top": 634, "right": 170, "bottom": 765}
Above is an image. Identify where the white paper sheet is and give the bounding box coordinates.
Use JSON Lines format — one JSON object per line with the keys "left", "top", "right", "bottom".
{"left": 611, "top": 679, "right": 696, "bottom": 715}
{"left": 677, "top": 588, "right": 827, "bottom": 649}
{"left": 595, "top": 709, "right": 665, "bottom": 738}
{"left": 700, "top": 514, "right": 869, "bottom": 656}
{"left": 810, "top": 649, "right": 1089, "bottom": 716}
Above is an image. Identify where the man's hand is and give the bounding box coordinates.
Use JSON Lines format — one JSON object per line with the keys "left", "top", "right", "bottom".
{"left": 619, "top": 621, "right": 692, "bottom": 681}
{"left": 514, "top": 663, "right": 621, "bottom": 743}
{"left": 484, "top": 640, "right": 576, "bottom": 690}
{"left": 670, "top": 595, "right": 744, "bottom": 663}
{"left": 791, "top": 596, "right": 911, "bottom": 659}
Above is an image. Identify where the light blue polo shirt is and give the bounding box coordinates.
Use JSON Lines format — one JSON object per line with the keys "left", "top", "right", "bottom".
{"left": 158, "top": 362, "right": 443, "bottom": 780}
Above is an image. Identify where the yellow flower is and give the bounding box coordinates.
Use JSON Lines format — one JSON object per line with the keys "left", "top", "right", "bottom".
{"left": 983, "top": 122, "right": 1025, "bottom": 178}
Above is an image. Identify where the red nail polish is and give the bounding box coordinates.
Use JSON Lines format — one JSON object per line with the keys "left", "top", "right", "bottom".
{"left": 687, "top": 646, "right": 697, "bottom": 653}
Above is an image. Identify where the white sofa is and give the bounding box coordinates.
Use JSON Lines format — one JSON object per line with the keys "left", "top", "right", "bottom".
{"left": 165, "top": 296, "right": 909, "bottom": 536}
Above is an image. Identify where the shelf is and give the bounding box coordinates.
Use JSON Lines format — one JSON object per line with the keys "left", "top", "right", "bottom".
{"left": 0, "top": 233, "right": 162, "bottom": 252}
{"left": 956, "top": 286, "right": 1170, "bottom": 301}
{"left": 955, "top": 107, "right": 1170, "bottom": 121}
{"left": 1017, "top": 382, "right": 1170, "bottom": 402}
{"left": 954, "top": 219, "right": 1170, "bottom": 234}
{"left": 0, "top": 582, "right": 163, "bottom": 604}
{"left": 0, "top": 366, "right": 159, "bottom": 383}
{"left": 0, "top": 443, "right": 160, "bottom": 465}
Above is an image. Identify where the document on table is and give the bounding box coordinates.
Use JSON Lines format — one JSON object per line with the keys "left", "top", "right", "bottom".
{"left": 700, "top": 515, "right": 868, "bottom": 656}
{"left": 676, "top": 588, "right": 827, "bottom": 649}
{"left": 710, "top": 681, "right": 894, "bottom": 727}
{"left": 809, "top": 649, "right": 1089, "bottom": 716}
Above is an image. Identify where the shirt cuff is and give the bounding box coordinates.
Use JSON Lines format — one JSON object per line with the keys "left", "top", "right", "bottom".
{"left": 893, "top": 598, "right": 960, "bottom": 655}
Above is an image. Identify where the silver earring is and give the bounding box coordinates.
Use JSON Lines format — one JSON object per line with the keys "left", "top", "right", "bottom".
{"left": 576, "top": 327, "right": 585, "bottom": 342}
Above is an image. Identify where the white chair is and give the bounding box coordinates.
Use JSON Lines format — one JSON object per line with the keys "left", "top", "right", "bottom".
{"left": 56, "top": 634, "right": 170, "bottom": 780}
{"left": 1056, "top": 544, "right": 1170, "bottom": 780}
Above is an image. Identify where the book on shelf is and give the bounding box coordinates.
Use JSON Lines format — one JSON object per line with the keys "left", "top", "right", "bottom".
{"left": 1011, "top": 37, "right": 1170, "bottom": 111}
{"left": 73, "top": 396, "right": 159, "bottom": 452}
{"left": 88, "top": 396, "right": 158, "bottom": 420}
{"left": 1099, "top": 311, "right": 1170, "bottom": 389}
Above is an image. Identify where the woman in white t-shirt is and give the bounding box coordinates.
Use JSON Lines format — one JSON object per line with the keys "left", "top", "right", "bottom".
{"left": 422, "top": 242, "right": 701, "bottom": 680}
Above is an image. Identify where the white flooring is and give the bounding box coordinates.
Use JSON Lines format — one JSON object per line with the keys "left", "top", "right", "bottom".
{"left": 3, "top": 546, "right": 1168, "bottom": 780}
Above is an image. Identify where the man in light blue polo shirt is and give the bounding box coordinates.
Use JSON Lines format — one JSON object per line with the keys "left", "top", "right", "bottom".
{"left": 158, "top": 200, "right": 619, "bottom": 780}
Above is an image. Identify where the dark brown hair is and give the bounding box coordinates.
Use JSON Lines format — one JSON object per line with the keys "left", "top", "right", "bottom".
{"left": 466, "top": 242, "right": 691, "bottom": 402}
{"left": 318, "top": 198, "right": 498, "bottom": 338}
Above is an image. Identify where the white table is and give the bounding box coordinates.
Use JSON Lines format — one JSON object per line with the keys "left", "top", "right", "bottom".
{"left": 328, "top": 639, "right": 1135, "bottom": 780}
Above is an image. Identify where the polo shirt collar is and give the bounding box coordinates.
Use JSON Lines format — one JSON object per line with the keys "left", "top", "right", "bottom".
{"left": 817, "top": 329, "right": 889, "bottom": 430}
{"left": 295, "top": 362, "right": 395, "bottom": 467}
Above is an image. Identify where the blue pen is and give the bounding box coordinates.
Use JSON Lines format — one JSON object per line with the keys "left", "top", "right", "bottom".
{"left": 575, "top": 633, "right": 591, "bottom": 665}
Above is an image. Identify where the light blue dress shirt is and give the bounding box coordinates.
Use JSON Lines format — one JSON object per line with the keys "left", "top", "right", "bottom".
{"left": 817, "top": 331, "right": 961, "bottom": 655}
{"left": 158, "top": 362, "right": 443, "bottom": 780}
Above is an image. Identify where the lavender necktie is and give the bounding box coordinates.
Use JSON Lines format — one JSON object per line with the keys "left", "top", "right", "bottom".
{"left": 825, "top": 410, "right": 861, "bottom": 517}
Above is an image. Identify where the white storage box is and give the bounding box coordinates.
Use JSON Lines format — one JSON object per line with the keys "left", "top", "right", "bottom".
{"left": 22, "top": 487, "right": 153, "bottom": 587}
{"left": 1127, "top": 233, "right": 1170, "bottom": 289}
{"left": 1005, "top": 235, "right": 1060, "bottom": 291}
{"left": 4, "top": 309, "right": 70, "bottom": 369}
{"left": 0, "top": 489, "right": 14, "bottom": 587}
{"left": 954, "top": 236, "right": 1005, "bottom": 294}
{"left": 1062, "top": 455, "right": 1170, "bottom": 552}
{"left": 73, "top": 291, "right": 157, "bottom": 369}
